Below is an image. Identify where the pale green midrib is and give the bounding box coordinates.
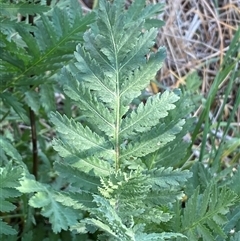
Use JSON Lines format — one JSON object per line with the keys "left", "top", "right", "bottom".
{"left": 105, "top": 15, "right": 120, "bottom": 171}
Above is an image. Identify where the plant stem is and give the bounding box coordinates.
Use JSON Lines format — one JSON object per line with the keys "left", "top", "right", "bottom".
{"left": 28, "top": 11, "right": 38, "bottom": 180}
{"left": 29, "top": 107, "right": 38, "bottom": 180}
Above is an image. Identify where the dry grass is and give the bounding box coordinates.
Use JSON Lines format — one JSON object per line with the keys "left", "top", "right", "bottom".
{"left": 152, "top": 0, "right": 240, "bottom": 164}
{"left": 155, "top": 0, "right": 239, "bottom": 87}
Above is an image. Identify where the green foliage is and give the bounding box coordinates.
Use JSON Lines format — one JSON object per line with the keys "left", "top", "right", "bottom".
{"left": 0, "top": 2, "right": 49, "bottom": 17}
{"left": 0, "top": 163, "right": 23, "bottom": 236}
{"left": 0, "top": 136, "right": 23, "bottom": 165}
{"left": 0, "top": 0, "right": 239, "bottom": 240}
{"left": 31, "top": 0, "right": 194, "bottom": 238}
{"left": 72, "top": 195, "right": 187, "bottom": 241}
{"left": 18, "top": 174, "right": 81, "bottom": 233}
{"left": 44, "top": 0, "right": 239, "bottom": 239}
{"left": 181, "top": 185, "right": 237, "bottom": 240}
{"left": 0, "top": 0, "right": 95, "bottom": 120}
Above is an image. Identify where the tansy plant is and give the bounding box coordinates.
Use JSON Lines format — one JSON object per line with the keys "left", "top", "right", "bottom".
{"left": 1, "top": 0, "right": 239, "bottom": 240}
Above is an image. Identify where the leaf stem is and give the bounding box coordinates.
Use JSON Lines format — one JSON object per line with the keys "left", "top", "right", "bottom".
{"left": 29, "top": 107, "right": 38, "bottom": 180}
{"left": 113, "top": 38, "right": 120, "bottom": 170}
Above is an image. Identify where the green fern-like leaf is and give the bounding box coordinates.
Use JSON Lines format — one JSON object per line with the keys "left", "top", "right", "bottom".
{"left": 0, "top": 163, "right": 23, "bottom": 236}
{"left": 0, "top": 136, "right": 22, "bottom": 164}
{"left": 0, "top": 2, "right": 49, "bottom": 17}
{"left": 98, "top": 168, "right": 190, "bottom": 232}
{"left": 72, "top": 195, "right": 186, "bottom": 241}
{"left": 30, "top": 192, "right": 79, "bottom": 233}
{"left": 224, "top": 205, "right": 240, "bottom": 236}
{"left": 120, "top": 91, "right": 179, "bottom": 139}
{"left": 51, "top": 112, "right": 114, "bottom": 160}
{"left": 52, "top": 138, "right": 111, "bottom": 177}
{"left": 145, "top": 167, "right": 192, "bottom": 190}
{"left": 0, "top": 92, "right": 29, "bottom": 123}
{"left": 0, "top": 0, "right": 95, "bottom": 120}
{"left": 18, "top": 174, "right": 80, "bottom": 233}
{"left": 0, "top": 219, "right": 18, "bottom": 236}
{"left": 39, "top": 83, "right": 56, "bottom": 113}
{"left": 180, "top": 185, "right": 238, "bottom": 240}
{"left": 143, "top": 95, "right": 196, "bottom": 169}
{"left": 52, "top": 0, "right": 175, "bottom": 174}
{"left": 54, "top": 191, "right": 95, "bottom": 210}
{"left": 99, "top": 170, "right": 149, "bottom": 204}
{"left": 230, "top": 232, "right": 240, "bottom": 241}
{"left": 54, "top": 162, "right": 100, "bottom": 192}
{"left": 51, "top": 0, "right": 195, "bottom": 238}
{"left": 120, "top": 119, "right": 186, "bottom": 161}
{"left": 229, "top": 168, "right": 240, "bottom": 195}
{"left": 24, "top": 90, "right": 41, "bottom": 114}
{"left": 74, "top": 195, "right": 135, "bottom": 241}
